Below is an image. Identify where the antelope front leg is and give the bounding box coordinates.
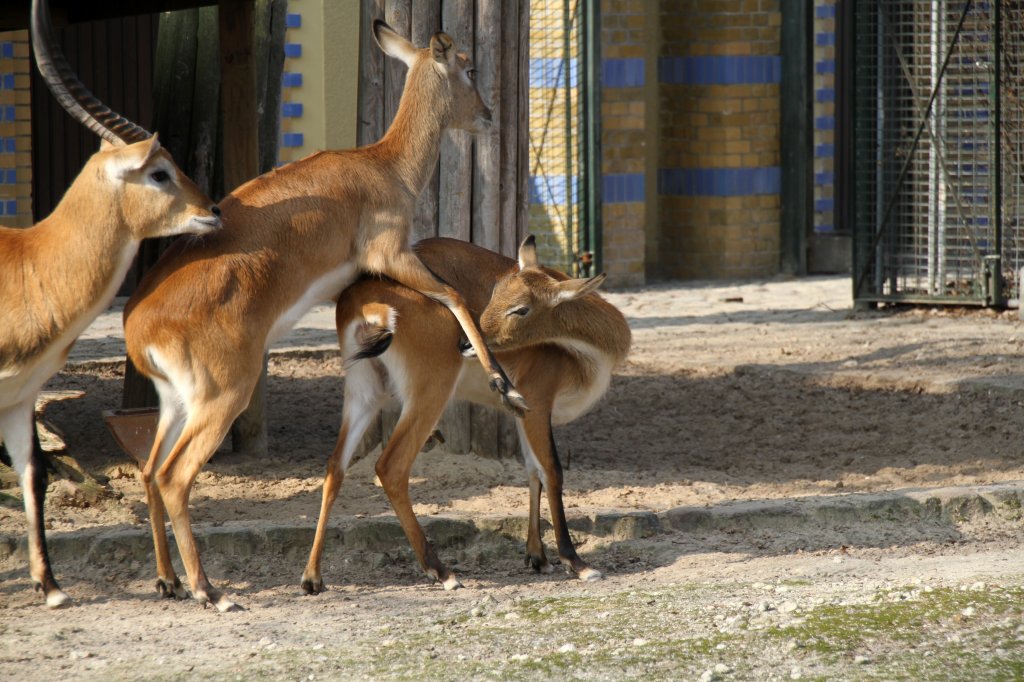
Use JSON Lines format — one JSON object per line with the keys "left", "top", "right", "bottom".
{"left": 519, "top": 416, "right": 601, "bottom": 581}
{"left": 378, "top": 251, "right": 528, "bottom": 416}
{"left": 525, "top": 470, "right": 554, "bottom": 573}
{"left": 0, "top": 406, "right": 71, "bottom": 608}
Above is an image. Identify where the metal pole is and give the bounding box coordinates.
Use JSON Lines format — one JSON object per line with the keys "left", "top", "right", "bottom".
{"left": 991, "top": 0, "right": 1003, "bottom": 305}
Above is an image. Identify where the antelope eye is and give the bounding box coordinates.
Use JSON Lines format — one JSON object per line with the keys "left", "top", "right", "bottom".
{"left": 466, "top": 68, "right": 477, "bottom": 81}
{"left": 508, "top": 306, "right": 529, "bottom": 317}
{"left": 150, "top": 169, "right": 171, "bottom": 184}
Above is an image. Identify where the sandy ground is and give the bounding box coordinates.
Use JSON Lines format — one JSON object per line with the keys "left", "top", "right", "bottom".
{"left": 4, "top": 275, "right": 1024, "bottom": 679}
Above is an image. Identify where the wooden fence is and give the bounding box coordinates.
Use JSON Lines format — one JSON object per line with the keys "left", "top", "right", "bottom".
{"left": 358, "top": 0, "right": 530, "bottom": 459}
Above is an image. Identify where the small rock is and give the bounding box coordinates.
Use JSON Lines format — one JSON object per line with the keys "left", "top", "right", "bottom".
{"left": 699, "top": 671, "right": 716, "bottom": 682}
{"left": 961, "top": 607, "right": 976, "bottom": 618}
{"left": 779, "top": 600, "right": 799, "bottom": 614}
{"left": 558, "top": 643, "right": 576, "bottom": 653}
{"left": 632, "top": 638, "right": 647, "bottom": 647}
{"left": 854, "top": 655, "right": 871, "bottom": 665}
{"left": 790, "top": 666, "right": 803, "bottom": 679}
{"left": 69, "top": 651, "right": 92, "bottom": 661}
{"left": 714, "top": 663, "right": 732, "bottom": 674}
{"left": 470, "top": 607, "right": 483, "bottom": 618}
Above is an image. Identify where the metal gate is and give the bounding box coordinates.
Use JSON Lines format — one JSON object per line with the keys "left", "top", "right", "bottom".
{"left": 853, "top": 0, "right": 1024, "bottom": 306}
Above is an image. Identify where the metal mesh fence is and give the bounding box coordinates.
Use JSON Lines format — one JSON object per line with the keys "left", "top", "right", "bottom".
{"left": 854, "top": 0, "right": 1024, "bottom": 305}
{"left": 528, "top": 0, "right": 582, "bottom": 274}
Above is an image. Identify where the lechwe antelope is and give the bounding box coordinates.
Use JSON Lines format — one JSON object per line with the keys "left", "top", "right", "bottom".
{"left": 301, "top": 236, "right": 631, "bottom": 593}
{"left": 0, "top": 0, "right": 221, "bottom": 608}
{"left": 124, "top": 21, "right": 525, "bottom": 612}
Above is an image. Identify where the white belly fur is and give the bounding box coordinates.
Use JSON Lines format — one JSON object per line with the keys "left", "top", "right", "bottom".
{"left": 1, "top": 241, "right": 139, "bottom": 410}
{"left": 266, "top": 262, "right": 358, "bottom": 347}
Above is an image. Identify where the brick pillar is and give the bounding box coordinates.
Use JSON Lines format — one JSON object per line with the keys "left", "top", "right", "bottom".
{"left": 600, "top": 0, "right": 648, "bottom": 287}
{"left": 657, "top": 0, "right": 782, "bottom": 279}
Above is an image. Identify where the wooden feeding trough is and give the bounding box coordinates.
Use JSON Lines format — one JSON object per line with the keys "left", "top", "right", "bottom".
{"left": 102, "top": 408, "right": 160, "bottom": 467}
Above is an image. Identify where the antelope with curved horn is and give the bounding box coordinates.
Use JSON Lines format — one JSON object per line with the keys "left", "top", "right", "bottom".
{"left": 301, "top": 236, "right": 630, "bottom": 593}
{"left": 0, "top": 0, "right": 221, "bottom": 608}
{"left": 124, "top": 21, "right": 525, "bottom": 612}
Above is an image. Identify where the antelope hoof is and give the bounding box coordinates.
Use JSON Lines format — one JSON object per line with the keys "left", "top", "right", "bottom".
{"left": 301, "top": 576, "right": 326, "bottom": 595}
{"left": 577, "top": 566, "right": 603, "bottom": 582}
{"left": 197, "top": 588, "right": 243, "bottom": 613}
{"left": 44, "top": 588, "right": 72, "bottom": 609}
{"left": 498, "top": 388, "right": 529, "bottom": 417}
{"left": 155, "top": 577, "right": 188, "bottom": 600}
{"left": 526, "top": 554, "right": 556, "bottom": 574}
{"left": 441, "top": 574, "right": 463, "bottom": 591}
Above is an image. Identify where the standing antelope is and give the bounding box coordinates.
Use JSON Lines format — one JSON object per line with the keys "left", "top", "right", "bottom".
{"left": 0, "top": 0, "right": 221, "bottom": 608}
{"left": 301, "top": 236, "right": 631, "bottom": 593}
{"left": 124, "top": 21, "right": 524, "bottom": 612}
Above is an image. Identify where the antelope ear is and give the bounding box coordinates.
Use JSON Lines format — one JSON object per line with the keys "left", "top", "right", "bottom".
{"left": 430, "top": 32, "right": 455, "bottom": 65}
{"left": 517, "top": 235, "right": 538, "bottom": 270}
{"left": 105, "top": 134, "right": 162, "bottom": 178}
{"left": 374, "top": 20, "right": 418, "bottom": 67}
{"left": 553, "top": 272, "right": 607, "bottom": 305}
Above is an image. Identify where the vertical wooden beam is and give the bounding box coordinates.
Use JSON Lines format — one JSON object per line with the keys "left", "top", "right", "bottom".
{"left": 123, "top": 9, "right": 203, "bottom": 410}
{"left": 219, "top": 0, "right": 267, "bottom": 456}
{"left": 439, "top": 0, "right": 473, "bottom": 243}
{"left": 436, "top": 0, "right": 475, "bottom": 455}
{"left": 780, "top": 0, "right": 810, "bottom": 275}
{"left": 358, "top": 0, "right": 386, "bottom": 146}
{"left": 469, "top": 0, "right": 502, "bottom": 458}
{"left": 412, "top": 0, "right": 441, "bottom": 241}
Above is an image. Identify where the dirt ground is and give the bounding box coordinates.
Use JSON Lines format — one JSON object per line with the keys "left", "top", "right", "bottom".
{"left": 4, "top": 275, "right": 1024, "bottom": 679}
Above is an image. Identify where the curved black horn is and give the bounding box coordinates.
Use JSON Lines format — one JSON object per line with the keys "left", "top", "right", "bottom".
{"left": 30, "top": 0, "right": 151, "bottom": 145}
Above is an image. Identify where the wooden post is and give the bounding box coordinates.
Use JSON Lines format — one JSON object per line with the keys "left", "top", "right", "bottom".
{"left": 123, "top": 8, "right": 206, "bottom": 410}
{"left": 219, "top": 0, "right": 266, "bottom": 456}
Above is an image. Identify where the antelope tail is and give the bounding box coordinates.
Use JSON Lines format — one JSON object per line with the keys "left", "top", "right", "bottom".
{"left": 344, "top": 303, "right": 396, "bottom": 367}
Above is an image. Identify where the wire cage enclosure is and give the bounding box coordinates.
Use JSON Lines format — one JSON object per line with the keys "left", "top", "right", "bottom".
{"left": 528, "top": 0, "right": 599, "bottom": 276}
{"left": 853, "top": 0, "right": 1024, "bottom": 306}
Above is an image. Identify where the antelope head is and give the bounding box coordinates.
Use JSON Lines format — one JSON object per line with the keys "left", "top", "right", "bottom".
{"left": 373, "top": 20, "right": 492, "bottom": 134}
{"left": 480, "top": 235, "right": 608, "bottom": 350}
{"left": 31, "top": 0, "right": 221, "bottom": 239}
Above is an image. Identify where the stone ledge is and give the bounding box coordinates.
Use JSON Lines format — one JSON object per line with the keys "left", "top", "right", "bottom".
{"left": 3, "top": 482, "right": 1023, "bottom": 566}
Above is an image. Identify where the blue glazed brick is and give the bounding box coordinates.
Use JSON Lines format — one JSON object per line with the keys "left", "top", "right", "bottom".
{"left": 282, "top": 72, "right": 303, "bottom": 88}
{"left": 531, "top": 58, "right": 579, "bottom": 89}
{"left": 286, "top": 13, "right": 301, "bottom": 28}
{"left": 814, "top": 198, "right": 835, "bottom": 212}
{"left": 815, "top": 32, "right": 836, "bottom": 47}
{"left": 815, "top": 223, "right": 835, "bottom": 233}
{"left": 1, "top": 43, "right": 11, "bottom": 59}
{"left": 658, "top": 167, "right": 781, "bottom": 197}
{"left": 281, "top": 132, "right": 304, "bottom": 148}
{"left": 816, "top": 88, "right": 835, "bottom": 102}
{"left": 5, "top": 200, "right": 14, "bottom": 215}
{"left": 3, "top": 105, "right": 13, "bottom": 122}
{"left": 659, "top": 55, "right": 781, "bottom": 85}
{"left": 815, "top": 115, "right": 835, "bottom": 130}
{"left": 281, "top": 102, "right": 303, "bottom": 118}
{"left": 5, "top": 169, "right": 14, "bottom": 184}
{"left": 601, "top": 58, "right": 644, "bottom": 88}
{"left": 1, "top": 74, "right": 13, "bottom": 90}
{"left": 815, "top": 171, "right": 835, "bottom": 185}
{"left": 816, "top": 59, "right": 835, "bottom": 75}
{"left": 3, "top": 138, "right": 13, "bottom": 153}
{"left": 815, "top": 143, "right": 835, "bottom": 158}
{"left": 284, "top": 43, "right": 302, "bottom": 58}
{"left": 816, "top": 4, "right": 837, "bottom": 19}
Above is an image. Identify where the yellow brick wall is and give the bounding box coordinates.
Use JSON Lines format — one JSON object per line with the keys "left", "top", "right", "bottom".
{"left": 0, "top": 30, "right": 32, "bottom": 228}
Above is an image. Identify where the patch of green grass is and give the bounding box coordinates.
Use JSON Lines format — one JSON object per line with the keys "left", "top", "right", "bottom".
{"left": 764, "top": 585, "right": 1024, "bottom": 679}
